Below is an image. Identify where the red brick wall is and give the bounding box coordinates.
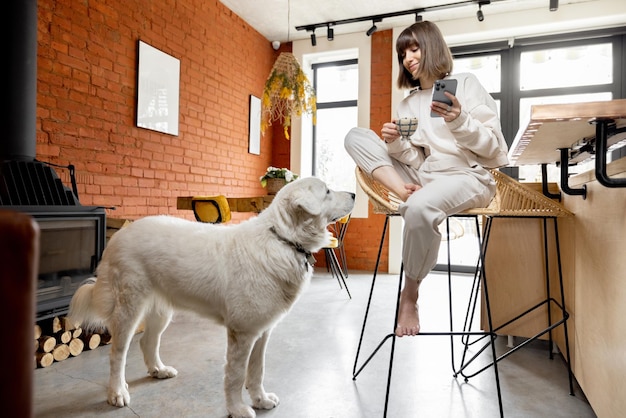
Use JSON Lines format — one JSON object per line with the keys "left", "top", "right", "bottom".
{"left": 36, "top": 0, "right": 283, "bottom": 222}
{"left": 370, "top": 30, "right": 395, "bottom": 134}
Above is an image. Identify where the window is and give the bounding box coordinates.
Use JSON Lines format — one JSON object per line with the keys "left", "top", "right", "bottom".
{"left": 453, "top": 53, "right": 502, "bottom": 116}
{"left": 311, "top": 60, "right": 359, "bottom": 193}
{"left": 454, "top": 54, "right": 502, "bottom": 93}
{"left": 519, "top": 43, "right": 612, "bottom": 91}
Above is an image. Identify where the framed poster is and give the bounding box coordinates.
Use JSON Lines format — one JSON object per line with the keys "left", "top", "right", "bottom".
{"left": 248, "top": 95, "right": 261, "bottom": 155}
{"left": 136, "top": 40, "right": 180, "bottom": 135}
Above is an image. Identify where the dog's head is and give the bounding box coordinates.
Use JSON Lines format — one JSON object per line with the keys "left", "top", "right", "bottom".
{"left": 266, "top": 177, "right": 355, "bottom": 253}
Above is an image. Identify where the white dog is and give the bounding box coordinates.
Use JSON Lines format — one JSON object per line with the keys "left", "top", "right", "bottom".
{"left": 68, "top": 177, "right": 355, "bottom": 418}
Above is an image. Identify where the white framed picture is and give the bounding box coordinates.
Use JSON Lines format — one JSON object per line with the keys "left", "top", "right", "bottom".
{"left": 136, "top": 41, "right": 180, "bottom": 136}
{"left": 249, "top": 95, "right": 261, "bottom": 155}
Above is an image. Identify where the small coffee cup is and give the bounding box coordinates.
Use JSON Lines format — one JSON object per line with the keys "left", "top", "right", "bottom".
{"left": 396, "top": 117, "right": 419, "bottom": 138}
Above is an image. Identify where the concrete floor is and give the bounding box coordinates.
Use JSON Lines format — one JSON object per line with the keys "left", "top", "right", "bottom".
{"left": 34, "top": 271, "right": 596, "bottom": 418}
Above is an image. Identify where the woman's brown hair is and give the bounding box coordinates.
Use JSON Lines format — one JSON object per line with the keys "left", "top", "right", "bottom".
{"left": 396, "top": 21, "right": 453, "bottom": 89}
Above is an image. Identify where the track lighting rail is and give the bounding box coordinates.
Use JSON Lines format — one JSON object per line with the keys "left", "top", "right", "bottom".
{"left": 295, "top": 0, "right": 497, "bottom": 37}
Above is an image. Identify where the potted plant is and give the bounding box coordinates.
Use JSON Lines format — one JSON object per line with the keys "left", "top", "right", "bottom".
{"left": 260, "top": 166, "right": 299, "bottom": 194}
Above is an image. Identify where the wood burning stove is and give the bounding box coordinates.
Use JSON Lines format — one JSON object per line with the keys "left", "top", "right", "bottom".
{"left": 1, "top": 163, "right": 106, "bottom": 321}
{"left": 26, "top": 207, "right": 105, "bottom": 320}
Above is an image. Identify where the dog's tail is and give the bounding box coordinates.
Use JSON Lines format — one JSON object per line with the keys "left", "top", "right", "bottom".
{"left": 67, "top": 277, "right": 107, "bottom": 331}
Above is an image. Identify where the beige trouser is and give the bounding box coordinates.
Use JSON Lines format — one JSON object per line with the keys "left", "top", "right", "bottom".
{"left": 344, "top": 127, "right": 496, "bottom": 281}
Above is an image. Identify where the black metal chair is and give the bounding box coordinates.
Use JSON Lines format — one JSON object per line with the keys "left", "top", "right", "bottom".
{"left": 324, "top": 214, "right": 352, "bottom": 299}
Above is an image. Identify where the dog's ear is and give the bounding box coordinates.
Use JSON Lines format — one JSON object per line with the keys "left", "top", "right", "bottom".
{"left": 293, "top": 191, "right": 321, "bottom": 216}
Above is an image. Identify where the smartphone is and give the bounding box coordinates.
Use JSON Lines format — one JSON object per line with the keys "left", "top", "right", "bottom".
{"left": 430, "top": 79, "right": 457, "bottom": 117}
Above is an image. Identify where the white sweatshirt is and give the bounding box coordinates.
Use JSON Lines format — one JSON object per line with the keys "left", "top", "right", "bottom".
{"left": 387, "top": 72, "right": 509, "bottom": 171}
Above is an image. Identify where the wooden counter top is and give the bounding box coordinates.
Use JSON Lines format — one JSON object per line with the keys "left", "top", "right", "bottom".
{"left": 509, "top": 99, "right": 626, "bottom": 166}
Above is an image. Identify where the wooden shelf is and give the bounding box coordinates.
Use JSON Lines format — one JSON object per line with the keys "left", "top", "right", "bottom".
{"left": 177, "top": 195, "right": 273, "bottom": 213}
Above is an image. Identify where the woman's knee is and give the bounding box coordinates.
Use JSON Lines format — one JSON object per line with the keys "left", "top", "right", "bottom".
{"left": 344, "top": 127, "right": 376, "bottom": 152}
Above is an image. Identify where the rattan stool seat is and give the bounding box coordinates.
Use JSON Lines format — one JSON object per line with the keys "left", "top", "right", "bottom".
{"left": 355, "top": 167, "right": 573, "bottom": 218}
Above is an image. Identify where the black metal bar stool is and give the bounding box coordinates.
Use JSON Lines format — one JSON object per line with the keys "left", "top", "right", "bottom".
{"left": 351, "top": 167, "right": 575, "bottom": 417}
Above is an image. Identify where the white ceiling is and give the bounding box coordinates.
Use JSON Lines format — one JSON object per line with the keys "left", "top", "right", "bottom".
{"left": 219, "top": 0, "right": 600, "bottom": 44}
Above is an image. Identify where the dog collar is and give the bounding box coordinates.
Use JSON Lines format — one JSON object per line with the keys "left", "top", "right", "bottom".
{"left": 269, "top": 226, "right": 316, "bottom": 269}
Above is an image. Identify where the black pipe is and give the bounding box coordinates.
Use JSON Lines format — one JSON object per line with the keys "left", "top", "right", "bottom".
{"left": 541, "top": 164, "right": 561, "bottom": 200}
{"left": 594, "top": 119, "right": 626, "bottom": 188}
{"left": 2, "top": 0, "right": 38, "bottom": 161}
{"left": 558, "top": 148, "right": 587, "bottom": 199}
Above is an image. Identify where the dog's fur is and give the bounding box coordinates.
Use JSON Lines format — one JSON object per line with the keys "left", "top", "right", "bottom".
{"left": 67, "top": 177, "right": 354, "bottom": 418}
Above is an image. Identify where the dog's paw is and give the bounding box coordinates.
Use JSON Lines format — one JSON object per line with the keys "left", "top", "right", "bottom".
{"left": 227, "top": 404, "right": 256, "bottom": 418}
{"left": 252, "top": 392, "right": 279, "bottom": 410}
{"left": 148, "top": 365, "right": 178, "bottom": 379}
{"left": 107, "top": 386, "right": 130, "bottom": 407}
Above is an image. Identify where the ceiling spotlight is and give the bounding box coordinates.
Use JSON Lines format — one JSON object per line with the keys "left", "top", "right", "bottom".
{"left": 366, "top": 22, "right": 378, "bottom": 36}
{"left": 415, "top": 13, "right": 423, "bottom": 22}
{"left": 476, "top": 1, "right": 489, "bottom": 22}
{"left": 327, "top": 25, "right": 334, "bottom": 41}
{"left": 310, "top": 30, "right": 316, "bottom": 46}
{"left": 549, "top": 0, "right": 559, "bottom": 11}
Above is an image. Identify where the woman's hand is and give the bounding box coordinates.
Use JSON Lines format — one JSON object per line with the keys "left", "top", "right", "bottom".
{"left": 431, "top": 91, "right": 461, "bottom": 122}
{"left": 381, "top": 121, "right": 401, "bottom": 144}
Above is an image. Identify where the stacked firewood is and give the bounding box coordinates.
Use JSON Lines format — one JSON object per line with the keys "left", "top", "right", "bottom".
{"left": 34, "top": 316, "right": 110, "bottom": 368}
{"left": 34, "top": 219, "right": 135, "bottom": 368}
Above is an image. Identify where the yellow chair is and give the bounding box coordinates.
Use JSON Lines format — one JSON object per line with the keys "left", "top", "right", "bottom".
{"left": 352, "top": 166, "right": 574, "bottom": 417}
{"left": 191, "top": 195, "right": 231, "bottom": 223}
{"left": 323, "top": 214, "right": 351, "bottom": 299}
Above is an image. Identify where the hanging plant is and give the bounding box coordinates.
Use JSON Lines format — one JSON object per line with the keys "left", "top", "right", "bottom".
{"left": 261, "top": 52, "right": 317, "bottom": 140}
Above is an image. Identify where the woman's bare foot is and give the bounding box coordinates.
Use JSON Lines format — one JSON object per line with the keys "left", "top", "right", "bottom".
{"left": 395, "top": 285, "right": 420, "bottom": 337}
{"left": 371, "top": 166, "right": 421, "bottom": 202}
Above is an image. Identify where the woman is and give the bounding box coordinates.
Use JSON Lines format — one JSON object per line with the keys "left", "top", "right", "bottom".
{"left": 344, "top": 21, "right": 508, "bottom": 337}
